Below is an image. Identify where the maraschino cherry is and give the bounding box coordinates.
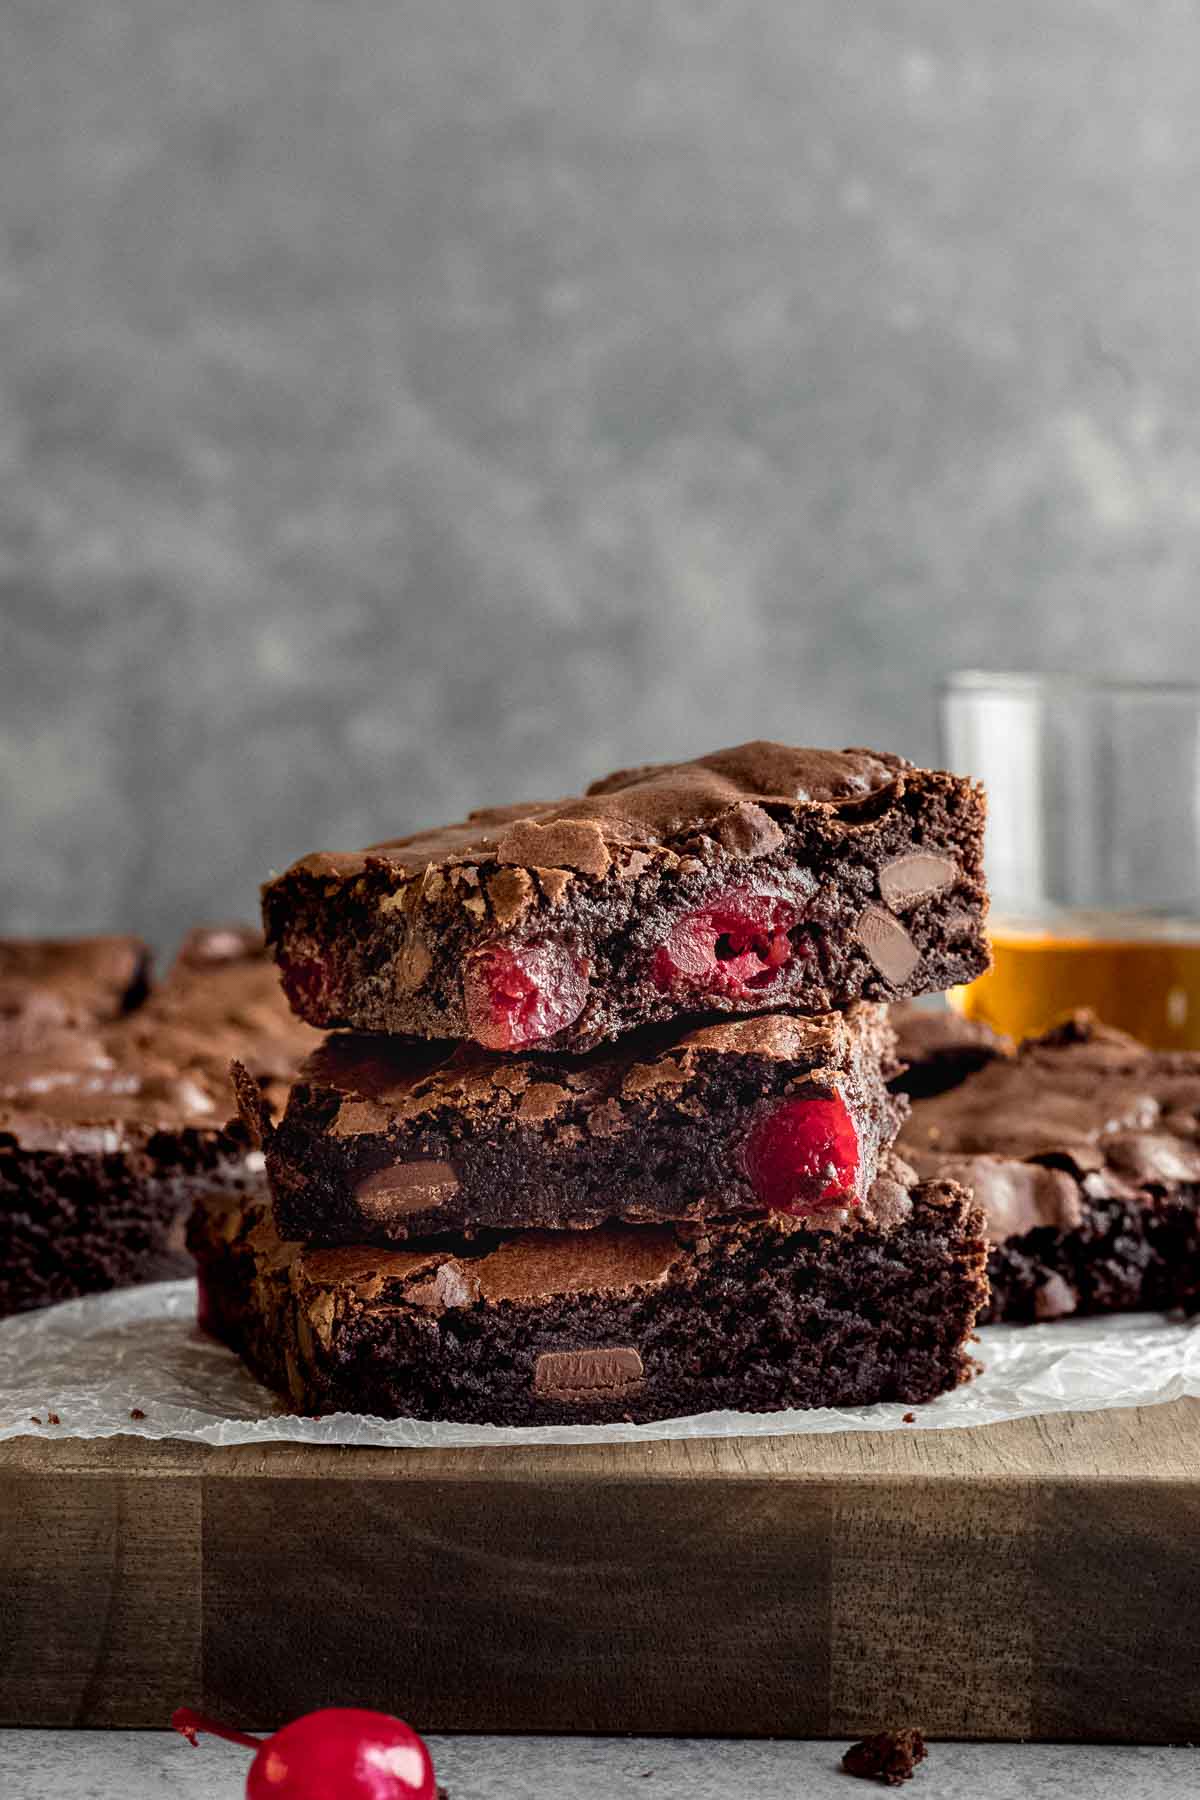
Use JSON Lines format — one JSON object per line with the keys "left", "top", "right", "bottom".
{"left": 652, "top": 888, "right": 801, "bottom": 998}
{"left": 280, "top": 956, "right": 330, "bottom": 1020}
{"left": 463, "top": 942, "right": 589, "bottom": 1048}
{"left": 172, "top": 1705, "right": 438, "bottom": 1800}
{"left": 741, "top": 1094, "right": 860, "bottom": 1215}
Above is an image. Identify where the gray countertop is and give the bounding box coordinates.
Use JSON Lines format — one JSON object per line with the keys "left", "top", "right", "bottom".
{"left": 1, "top": 1733, "right": 1196, "bottom": 1799}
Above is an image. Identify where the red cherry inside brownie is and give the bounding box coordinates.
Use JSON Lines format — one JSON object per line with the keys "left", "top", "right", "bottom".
{"left": 463, "top": 942, "right": 589, "bottom": 1050}
{"left": 173, "top": 1705, "right": 438, "bottom": 1799}
{"left": 741, "top": 1094, "right": 860, "bottom": 1215}
{"left": 279, "top": 955, "right": 331, "bottom": 1019}
{"left": 652, "top": 888, "right": 803, "bottom": 999}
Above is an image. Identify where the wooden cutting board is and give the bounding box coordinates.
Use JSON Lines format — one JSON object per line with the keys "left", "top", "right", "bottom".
{"left": 1, "top": 1401, "right": 1198, "bottom": 1741}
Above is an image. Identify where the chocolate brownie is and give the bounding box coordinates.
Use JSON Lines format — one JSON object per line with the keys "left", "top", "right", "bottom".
{"left": 899, "top": 1013, "right": 1200, "bottom": 1322}
{"left": 0, "top": 926, "right": 318, "bottom": 1317}
{"left": 243, "top": 1005, "right": 905, "bottom": 1245}
{"left": 263, "top": 741, "right": 988, "bottom": 1052}
{"left": 889, "top": 1001, "right": 1013, "bottom": 1099}
{"left": 189, "top": 1154, "right": 988, "bottom": 1425}
{"left": 842, "top": 1728, "right": 928, "bottom": 1786}
{"left": 0, "top": 934, "right": 151, "bottom": 1051}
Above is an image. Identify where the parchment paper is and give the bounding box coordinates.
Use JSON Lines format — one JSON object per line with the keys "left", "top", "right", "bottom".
{"left": 2, "top": 1279, "right": 1198, "bottom": 1448}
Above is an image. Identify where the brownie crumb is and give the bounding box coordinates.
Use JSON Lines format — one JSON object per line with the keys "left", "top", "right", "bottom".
{"left": 47, "top": 1411, "right": 61, "bottom": 1425}
{"left": 842, "top": 1728, "right": 927, "bottom": 1785}
{"left": 29, "top": 1415, "right": 41, "bottom": 1425}
{"left": 130, "top": 1407, "right": 146, "bottom": 1420}
{"left": 902, "top": 1412, "right": 916, "bottom": 1424}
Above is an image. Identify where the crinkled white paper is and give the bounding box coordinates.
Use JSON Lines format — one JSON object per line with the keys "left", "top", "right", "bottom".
{"left": 1, "top": 1279, "right": 1199, "bottom": 1448}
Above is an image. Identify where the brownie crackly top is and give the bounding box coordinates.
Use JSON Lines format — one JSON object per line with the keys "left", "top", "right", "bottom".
{"left": 264, "top": 740, "right": 989, "bottom": 1050}
{"left": 242, "top": 1003, "right": 906, "bottom": 1244}
{"left": 0, "top": 925, "right": 319, "bottom": 1157}
{"left": 889, "top": 1001, "right": 1013, "bottom": 1099}
{"left": 0, "top": 935, "right": 151, "bottom": 1052}
{"left": 899, "top": 1012, "right": 1200, "bottom": 1242}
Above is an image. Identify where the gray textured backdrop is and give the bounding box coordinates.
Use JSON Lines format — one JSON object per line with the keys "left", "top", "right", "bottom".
{"left": 3, "top": 0, "right": 1200, "bottom": 947}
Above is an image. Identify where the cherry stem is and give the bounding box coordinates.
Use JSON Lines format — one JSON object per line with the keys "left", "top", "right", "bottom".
{"left": 171, "top": 1706, "right": 263, "bottom": 1753}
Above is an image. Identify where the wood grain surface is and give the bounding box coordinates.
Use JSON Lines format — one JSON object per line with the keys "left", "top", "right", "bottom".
{"left": 2, "top": 1403, "right": 1198, "bottom": 1739}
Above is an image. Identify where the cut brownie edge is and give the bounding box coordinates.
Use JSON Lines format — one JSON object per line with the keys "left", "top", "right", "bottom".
{"left": 982, "top": 1189, "right": 1200, "bottom": 1323}
{"left": 256, "top": 1004, "right": 907, "bottom": 1245}
{"left": 188, "top": 1157, "right": 989, "bottom": 1426}
{"left": 0, "top": 1146, "right": 262, "bottom": 1318}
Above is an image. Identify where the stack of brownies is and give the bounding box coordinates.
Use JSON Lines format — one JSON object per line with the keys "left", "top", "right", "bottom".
{"left": 192, "top": 741, "right": 994, "bottom": 1424}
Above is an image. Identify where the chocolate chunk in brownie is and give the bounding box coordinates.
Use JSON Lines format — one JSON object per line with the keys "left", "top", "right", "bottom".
{"left": 889, "top": 1001, "right": 1013, "bottom": 1099}
{"left": 899, "top": 1012, "right": 1200, "bottom": 1322}
{"left": 0, "top": 925, "right": 319, "bottom": 1318}
{"left": 248, "top": 1004, "right": 906, "bottom": 1245}
{"left": 263, "top": 741, "right": 988, "bottom": 1051}
{"left": 189, "top": 1153, "right": 988, "bottom": 1425}
{"left": 842, "top": 1727, "right": 928, "bottom": 1785}
{"left": 0, "top": 935, "right": 151, "bottom": 1052}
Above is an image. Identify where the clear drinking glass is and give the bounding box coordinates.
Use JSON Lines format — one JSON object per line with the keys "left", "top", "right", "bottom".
{"left": 940, "top": 671, "right": 1200, "bottom": 1049}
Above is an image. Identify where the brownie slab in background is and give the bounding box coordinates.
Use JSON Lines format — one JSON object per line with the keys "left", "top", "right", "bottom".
{"left": 0, "top": 926, "right": 319, "bottom": 1318}
{"left": 264, "top": 740, "right": 989, "bottom": 1053}
{"left": 0, "top": 935, "right": 151, "bottom": 1051}
{"left": 190, "top": 1154, "right": 989, "bottom": 1425}
{"left": 899, "top": 1013, "right": 1200, "bottom": 1322}
{"left": 243, "top": 1004, "right": 905, "bottom": 1246}
{"left": 889, "top": 1000, "right": 1013, "bottom": 1099}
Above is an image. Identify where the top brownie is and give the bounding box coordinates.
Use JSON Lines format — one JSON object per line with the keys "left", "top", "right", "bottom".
{"left": 264, "top": 740, "right": 989, "bottom": 1052}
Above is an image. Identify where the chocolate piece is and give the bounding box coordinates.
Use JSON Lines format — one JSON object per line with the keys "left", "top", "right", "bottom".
{"left": 533, "top": 1347, "right": 645, "bottom": 1401}
{"left": 878, "top": 854, "right": 957, "bottom": 911}
{"left": 189, "top": 1155, "right": 988, "bottom": 1425}
{"left": 0, "top": 927, "right": 319, "bottom": 1318}
{"left": 855, "top": 907, "right": 920, "bottom": 984}
{"left": 354, "top": 1160, "right": 461, "bottom": 1221}
{"left": 252, "top": 1005, "right": 906, "bottom": 1244}
{"left": 1034, "top": 1272, "right": 1078, "bottom": 1320}
{"left": 842, "top": 1728, "right": 928, "bottom": 1786}
{"left": 889, "top": 1002, "right": 1014, "bottom": 1099}
{"left": 899, "top": 1012, "right": 1200, "bottom": 1322}
{"left": 263, "top": 740, "right": 989, "bottom": 1050}
{"left": 0, "top": 935, "right": 151, "bottom": 1052}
